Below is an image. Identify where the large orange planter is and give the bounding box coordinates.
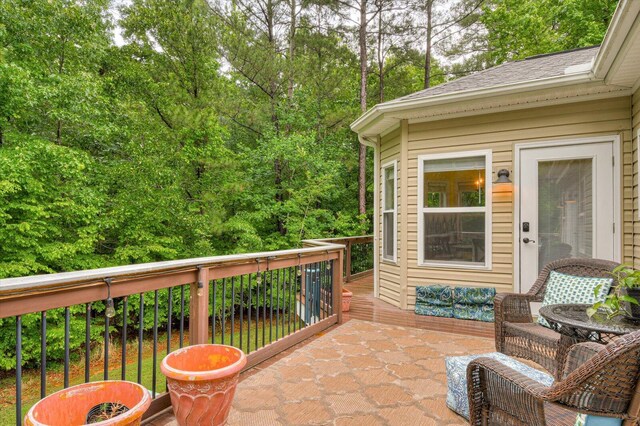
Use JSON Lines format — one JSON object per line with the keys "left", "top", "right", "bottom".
{"left": 24, "top": 381, "right": 151, "bottom": 426}
{"left": 342, "top": 288, "right": 353, "bottom": 312}
{"left": 161, "top": 344, "right": 247, "bottom": 426}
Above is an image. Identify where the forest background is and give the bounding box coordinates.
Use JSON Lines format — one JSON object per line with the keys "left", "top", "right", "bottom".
{"left": 0, "top": 0, "right": 618, "bottom": 279}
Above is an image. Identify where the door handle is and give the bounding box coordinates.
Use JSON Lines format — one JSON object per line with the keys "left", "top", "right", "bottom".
{"left": 522, "top": 238, "right": 536, "bottom": 244}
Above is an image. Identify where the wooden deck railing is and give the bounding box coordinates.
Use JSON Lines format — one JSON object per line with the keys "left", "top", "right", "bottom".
{"left": 303, "top": 235, "right": 373, "bottom": 283}
{"left": 0, "top": 241, "right": 344, "bottom": 425}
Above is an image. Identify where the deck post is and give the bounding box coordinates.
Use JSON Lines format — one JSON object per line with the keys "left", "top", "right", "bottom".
{"left": 333, "top": 249, "right": 344, "bottom": 324}
{"left": 189, "top": 266, "right": 209, "bottom": 345}
{"left": 345, "top": 241, "right": 352, "bottom": 283}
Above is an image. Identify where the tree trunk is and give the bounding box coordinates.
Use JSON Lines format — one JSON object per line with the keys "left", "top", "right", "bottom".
{"left": 264, "top": 0, "right": 286, "bottom": 235}
{"left": 56, "top": 120, "right": 62, "bottom": 145}
{"left": 424, "top": 0, "right": 433, "bottom": 89}
{"left": 377, "top": 0, "right": 384, "bottom": 103}
{"left": 358, "top": 0, "right": 368, "bottom": 216}
{"left": 286, "top": 0, "right": 296, "bottom": 135}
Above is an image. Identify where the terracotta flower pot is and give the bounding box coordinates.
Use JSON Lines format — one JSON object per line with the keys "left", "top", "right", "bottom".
{"left": 24, "top": 381, "right": 151, "bottom": 426}
{"left": 342, "top": 288, "right": 353, "bottom": 312}
{"left": 161, "top": 344, "right": 247, "bottom": 426}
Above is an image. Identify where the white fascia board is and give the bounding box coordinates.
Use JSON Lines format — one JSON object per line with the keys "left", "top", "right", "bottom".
{"left": 351, "top": 71, "right": 594, "bottom": 136}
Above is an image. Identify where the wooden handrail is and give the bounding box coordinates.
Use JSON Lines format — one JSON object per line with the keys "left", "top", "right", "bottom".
{"left": 0, "top": 245, "right": 344, "bottom": 319}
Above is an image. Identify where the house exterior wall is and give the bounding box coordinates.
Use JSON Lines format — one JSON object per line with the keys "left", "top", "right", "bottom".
{"left": 376, "top": 96, "right": 633, "bottom": 310}
{"left": 378, "top": 127, "right": 402, "bottom": 306}
{"left": 633, "top": 87, "right": 640, "bottom": 268}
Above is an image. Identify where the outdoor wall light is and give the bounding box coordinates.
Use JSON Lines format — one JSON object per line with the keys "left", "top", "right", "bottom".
{"left": 494, "top": 169, "right": 512, "bottom": 184}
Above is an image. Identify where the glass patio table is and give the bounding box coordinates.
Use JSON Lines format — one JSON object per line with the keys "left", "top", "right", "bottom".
{"left": 539, "top": 303, "right": 640, "bottom": 379}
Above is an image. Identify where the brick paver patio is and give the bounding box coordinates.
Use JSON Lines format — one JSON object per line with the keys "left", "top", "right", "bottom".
{"left": 151, "top": 318, "right": 495, "bottom": 425}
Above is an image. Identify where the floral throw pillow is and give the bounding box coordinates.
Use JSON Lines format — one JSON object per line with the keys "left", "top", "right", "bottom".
{"left": 537, "top": 271, "right": 612, "bottom": 328}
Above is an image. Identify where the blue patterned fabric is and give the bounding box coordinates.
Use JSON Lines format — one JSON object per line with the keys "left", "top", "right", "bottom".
{"left": 445, "top": 352, "right": 554, "bottom": 420}
{"left": 575, "top": 414, "right": 622, "bottom": 426}
{"left": 453, "top": 303, "right": 494, "bottom": 322}
{"left": 414, "top": 304, "right": 453, "bottom": 317}
{"left": 538, "top": 271, "right": 613, "bottom": 328}
{"left": 454, "top": 287, "right": 496, "bottom": 305}
{"left": 452, "top": 287, "right": 496, "bottom": 322}
{"left": 415, "top": 285, "right": 454, "bottom": 317}
{"left": 416, "top": 285, "right": 453, "bottom": 306}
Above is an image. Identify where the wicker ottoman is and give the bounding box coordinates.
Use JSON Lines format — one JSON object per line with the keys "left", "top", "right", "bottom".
{"left": 445, "top": 352, "right": 554, "bottom": 419}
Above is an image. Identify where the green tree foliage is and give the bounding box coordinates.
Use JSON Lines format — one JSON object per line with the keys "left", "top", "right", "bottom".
{"left": 480, "top": 0, "right": 619, "bottom": 65}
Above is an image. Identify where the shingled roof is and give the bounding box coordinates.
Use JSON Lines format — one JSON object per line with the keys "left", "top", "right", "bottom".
{"left": 393, "top": 46, "right": 600, "bottom": 102}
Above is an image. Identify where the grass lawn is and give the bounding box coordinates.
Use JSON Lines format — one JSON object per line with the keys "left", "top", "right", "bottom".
{"left": 0, "top": 318, "right": 303, "bottom": 425}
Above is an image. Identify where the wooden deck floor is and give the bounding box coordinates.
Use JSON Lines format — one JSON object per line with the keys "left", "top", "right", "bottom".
{"left": 344, "top": 273, "right": 495, "bottom": 339}
{"left": 146, "top": 273, "right": 497, "bottom": 425}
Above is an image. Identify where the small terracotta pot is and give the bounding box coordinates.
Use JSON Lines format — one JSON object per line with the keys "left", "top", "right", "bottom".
{"left": 161, "top": 344, "right": 247, "bottom": 426}
{"left": 24, "top": 381, "right": 151, "bottom": 426}
{"left": 342, "top": 288, "right": 353, "bottom": 312}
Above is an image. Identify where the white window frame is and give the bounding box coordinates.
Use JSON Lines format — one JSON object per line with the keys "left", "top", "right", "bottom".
{"left": 417, "top": 150, "right": 492, "bottom": 270}
{"left": 381, "top": 160, "right": 398, "bottom": 263}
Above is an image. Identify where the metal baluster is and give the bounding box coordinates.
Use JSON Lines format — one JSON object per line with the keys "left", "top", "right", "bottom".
{"left": 40, "top": 311, "right": 46, "bottom": 398}
{"left": 122, "top": 297, "right": 128, "bottom": 380}
{"left": 137, "top": 293, "right": 144, "bottom": 384}
{"left": 255, "top": 273, "right": 259, "bottom": 350}
{"left": 167, "top": 287, "right": 173, "bottom": 355}
{"left": 269, "top": 269, "right": 274, "bottom": 343}
{"left": 212, "top": 280, "right": 217, "bottom": 344}
{"left": 85, "top": 304, "right": 91, "bottom": 383}
{"left": 166, "top": 287, "right": 173, "bottom": 393}
{"left": 282, "top": 268, "right": 287, "bottom": 335}
{"left": 329, "top": 260, "right": 342, "bottom": 315}
{"left": 316, "top": 262, "right": 325, "bottom": 320}
{"left": 296, "top": 265, "right": 300, "bottom": 332}
{"left": 247, "top": 274, "right": 252, "bottom": 353}
{"left": 239, "top": 275, "right": 244, "bottom": 352}
{"left": 231, "top": 276, "right": 235, "bottom": 347}
{"left": 152, "top": 290, "right": 158, "bottom": 398}
{"left": 104, "top": 306, "right": 109, "bottom": 381}
{"left": 16, "top": 316, "right": 22, "bottom": 426}
{"left": 320, "top": 262, "right": 325, "bottom": 320}
{"left": 65, "top": 307, "right": 70, "bottom": 387}
{"left": 311, "top": 263, "right": 316, "bottom": 323}
{"left": 180, "top": 285, "right": 185, "bottom": 348}
{"left": 288, "top": 267, "right": 293, "bottom": 335}
{"left": 262, "top": 271, "right": 266, "bottom": 347}
{"left": 276, "top": 269, "right": 280, "bottom": 340}
{"left": 222, "top": 278, "right": 226, "bottom": 345}
{"left": 293, "top": 265, "right": 302, "bottom": 333}
{"left": 323, "top": 261, "right": 327, "bottom": 319}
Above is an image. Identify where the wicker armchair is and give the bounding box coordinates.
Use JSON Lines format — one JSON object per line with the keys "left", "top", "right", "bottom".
{"left": 495, "top": 258, "right": 620, "bottom": 377}
{"left": 468, "top": 331, "right": 640, "bottom": 425}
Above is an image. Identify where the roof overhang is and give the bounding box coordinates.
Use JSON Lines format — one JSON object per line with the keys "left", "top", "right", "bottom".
{"left": 352, "top": 0, "right": 640, "bottom": 139}
{"left": 593, "top": 0, "right": 640, "bottom": 87}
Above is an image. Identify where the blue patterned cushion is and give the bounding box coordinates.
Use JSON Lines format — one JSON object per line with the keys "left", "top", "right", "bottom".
{"left": 453, "top": 303, "right": 495, "bottom": 322}
{"left": 538, "top": 271, "right": 612, "bottom": 328}
{"left": 445, "top": 352, "right": 554, "bottom": 419}
{"left": 416, "top": 285, "right": 453, "bottom": 307}
{"left": 454, "top": 287, "right": 496, "bottom": 305}
{"left": 575, "top": 414, "right": 622, "bottom": 426}
{"left": 415, "top": 304, "right": 453, "bottom": 318}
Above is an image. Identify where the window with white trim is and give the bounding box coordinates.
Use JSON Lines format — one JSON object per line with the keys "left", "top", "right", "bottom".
{"left": 382, "top": 161, "right": 397, "bottom": 262}
{"left": 418, "top": 151, "right": 492, "bottom": 268}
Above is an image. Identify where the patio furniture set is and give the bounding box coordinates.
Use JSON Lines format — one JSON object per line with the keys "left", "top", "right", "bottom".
{"left": 444, "top": 258, "right": 640, "bottom": 425}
